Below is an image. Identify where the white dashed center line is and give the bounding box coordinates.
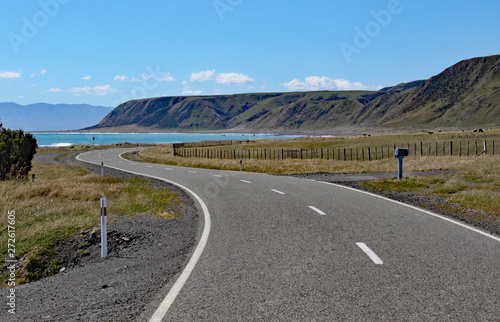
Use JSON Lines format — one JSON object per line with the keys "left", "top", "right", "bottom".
{"left": 271, "top": 189, "right": 285, "bottom": 195}
{"left": 308, "top": 206, "right": 326, "bottom": 215}
{"left": 147, "top": 165, "right": 153, "bottom": 168}
{"left": 356, "top": 242, "right": 384, "bottom": 265}
{"left": 240, "top": 180, "right": 251, "bottom": 183}
{"left": 213, "top": 175, "right": 223, "bottom": 178}
{"left": 188, "top": 171, "right": 197, "bottom": 174}
{"left": 165, "top": 168, "right": 173, "bottom": 171}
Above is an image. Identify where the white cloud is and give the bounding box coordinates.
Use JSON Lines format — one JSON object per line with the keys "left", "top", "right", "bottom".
{"left": 93, "top": 84, "right": 120, "bottom": 96}
{"left": 67, "top": 86, "right": 92, "bottom": 96}
{"left": 155, "top": 73, "right": 176, "bottom": 82}
{"left": 280, "top": 76, "right": 382, "bottom": 91}
{"left": 181, "top": 90, "right": 203, "bottom": 96}
{"left": 48, "top": 85, "right": 120, "bottom": 96}
{"left": 216, "top": 73, "right": 254, "bottom": 85}
{"left": 190, "top": 70, "right": 216, "bottom": 82}
{"left": 81, "top": 76, "right": 92, "bottom": 80}
{"left": 0, "top": 71, "right": 22, "bottom": 79}
{"left": 114, "top": 73, "right": 175, "bottom": 82}
{"left": 114, "top": 75, "right": 129, "bottom": 81}
{"left": 30, "top": 69, "right": 47, "bottom": 77}
{"left": 182, "top": 80, "right": 189, "bottom": 85}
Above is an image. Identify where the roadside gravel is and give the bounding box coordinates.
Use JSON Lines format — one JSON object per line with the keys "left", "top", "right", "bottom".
{"left": 2, "top": 152, "right": 200, "bottom": 321}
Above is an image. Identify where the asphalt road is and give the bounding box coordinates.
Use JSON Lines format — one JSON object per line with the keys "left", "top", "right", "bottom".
{"left": 77, "top": 148, "right": 500, "bottom": 321}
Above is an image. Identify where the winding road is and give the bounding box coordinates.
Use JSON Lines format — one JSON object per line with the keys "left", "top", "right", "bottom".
{"left": 77, "top": 148, "right": 500, "bottom": 321}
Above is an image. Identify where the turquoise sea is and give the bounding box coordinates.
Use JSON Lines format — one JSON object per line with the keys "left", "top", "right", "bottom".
{"left": 34, "top": 133, "right": 300, "bottom": 147}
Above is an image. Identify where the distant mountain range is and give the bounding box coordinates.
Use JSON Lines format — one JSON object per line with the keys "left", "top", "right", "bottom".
{"left": 87, "top": 55, "right": 500, "bottom": 133}
{"left": 0, "top": 103, "right": 113, "bottom": 131}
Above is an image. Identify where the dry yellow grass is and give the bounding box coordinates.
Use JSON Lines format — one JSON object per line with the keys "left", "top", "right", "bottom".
{"left": 0, "top": 161, "right": 183, "bottom": 285}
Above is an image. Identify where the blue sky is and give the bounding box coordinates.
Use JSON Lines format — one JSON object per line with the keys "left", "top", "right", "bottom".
{"left": 1, "top": 0, "right": 499, "bottom": 107}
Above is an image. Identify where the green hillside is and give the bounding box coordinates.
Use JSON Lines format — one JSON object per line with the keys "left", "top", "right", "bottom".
{"left": 88, "top": 55, "right": 500, "bottom": 132}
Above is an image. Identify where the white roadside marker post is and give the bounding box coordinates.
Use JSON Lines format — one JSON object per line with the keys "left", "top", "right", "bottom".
{"left": 101, "top": 198, "right": 107, "bottom": 258}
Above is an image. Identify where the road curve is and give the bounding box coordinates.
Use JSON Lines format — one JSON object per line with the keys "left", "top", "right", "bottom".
{"left": 77, "top": 148, "right": 500, "bottom": 321}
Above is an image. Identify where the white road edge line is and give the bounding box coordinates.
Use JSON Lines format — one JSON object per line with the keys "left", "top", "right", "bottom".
{"left": 356, "top": 242, "right": 384, "bottom": 265}
{"left": 240, "top": 180, "right": 251, "bottom": 183}
{"left": 308, "top": 206, "right": 326, "bottom": 215}
{"left": 271, "top": 189, "right": 285, "bottom": 195}
{"left": 321, "top": 181, "right": 500, "bottom": 243}
{"left": 76, "top": 150, "right": 211, "bottom": 321}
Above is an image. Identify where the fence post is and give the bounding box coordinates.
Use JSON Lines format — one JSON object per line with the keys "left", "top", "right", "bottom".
{"left": 420, "top": 142, "right": 423, "bottom": 156}
{"left": 362, "top": 148, "right": 365, "bottom": 161}
{"left": 493, "top": 141, "right": 495, "bottom": 155}
{"left": 484, "top": 141, "right": 487, "bottom": 155}
{"left": 343, "top": 148, "right": 346, "bottom": 161}
{"left": 368, "top": 148, "right": 371, "bottom": 161}
{"left": 475, "top": 141, "right": 478, "bottom": 155}
{"left": 459, "top": 142, "right": 462, "bottom": 157}
{"left": 450, "top": 141, "right": 453, "bottom": 156}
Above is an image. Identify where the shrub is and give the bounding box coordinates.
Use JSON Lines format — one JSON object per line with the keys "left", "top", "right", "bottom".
{"left": 0, "top": 122, "right": 37, "bottom": 180}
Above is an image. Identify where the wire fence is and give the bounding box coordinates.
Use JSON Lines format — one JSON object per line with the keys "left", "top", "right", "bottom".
{"left": 173, "top": 140, "right": 496, "bottom": 161}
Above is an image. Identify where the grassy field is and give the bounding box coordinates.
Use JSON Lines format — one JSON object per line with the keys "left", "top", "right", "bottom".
{"left": 139, "top": 129, "right": 500, "bottom": 218}
{"left": 0, "top": 156, "right": 183, "bottom": 286}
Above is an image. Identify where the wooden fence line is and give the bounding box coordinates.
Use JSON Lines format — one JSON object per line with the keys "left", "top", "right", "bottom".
{"left": 173, "top": 140, "right": 496, "bottom": 161}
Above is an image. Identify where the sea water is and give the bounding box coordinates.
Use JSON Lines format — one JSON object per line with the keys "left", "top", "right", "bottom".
{"left": 34, "top": 132, "right": 300, "bottom": 147}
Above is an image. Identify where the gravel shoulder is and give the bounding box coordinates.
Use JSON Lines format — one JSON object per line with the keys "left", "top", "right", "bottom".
{"left": 288, "top": 171, "right": 499, "bottom": 236}
{"left": 2, "top": 152, "right": 201, "bottom": 321}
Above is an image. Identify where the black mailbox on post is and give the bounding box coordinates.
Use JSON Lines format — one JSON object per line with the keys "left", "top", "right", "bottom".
{"left": 394, "top": 148, "right": 409, "bottom": 157}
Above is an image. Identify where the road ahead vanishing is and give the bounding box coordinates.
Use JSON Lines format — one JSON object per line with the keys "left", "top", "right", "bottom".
{"left": 77, "top": 148, "right": 500, "bottom": 321}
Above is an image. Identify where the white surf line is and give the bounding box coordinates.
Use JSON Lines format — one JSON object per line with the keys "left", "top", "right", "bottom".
{"left": 356, "top": 242, "right": 384, "bottom": 265}
{"left": 76, "top": 150, "right": 211, "bottom": 321}
{"left": 240, "top": 179, "right": 252, "bottom": 183}
{"left": 320, "top": 181, "right": 500, "bottom": 243}
{"left": 271, "top": 189, "right": 285, "bottom": 195}
{"left": 308, "top": 206, "right": 326, "bottom": 215}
